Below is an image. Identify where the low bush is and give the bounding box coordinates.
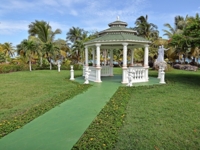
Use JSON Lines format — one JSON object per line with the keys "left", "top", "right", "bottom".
{"left": 0, "top": 63, "right": 83, "bottom": 74}
{"left": 0, "top": 64, "right": 29, "bottom": 73}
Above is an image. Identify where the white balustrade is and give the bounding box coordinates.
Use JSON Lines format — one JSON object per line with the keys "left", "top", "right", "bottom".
{"left": 83, "top": 66, "right": 113, "bottom": 81}
{"left": 83, "top": 66, "right": 96, "bottom": 81}
{"left": 127, "top": 67, "right": 147, "bottom": 83}
{"left": 83, "top": 66, "right": 147, "bottom": 83}
{"left": 101, "top": 66, "right": 112, "bottom": 76}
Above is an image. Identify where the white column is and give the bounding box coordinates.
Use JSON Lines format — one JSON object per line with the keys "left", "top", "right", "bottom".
{"left": 104, "top": 50, "right": 107, "bottom": 66}
{"left": 122, "top": 43, "right": 128, "bottom": 83}
{"left": 110, "top": 49, "right": 113, "bottom": 76}
{"left": 70, "top": 65, "right": 74, "bottom": 80}
{"left": 122, "top": 43, "right": 128, "bottom": 67}
{"left": 92, "top": 48, "right": 95, "bottom": 66}
{"left": 95, "top": 44, "right": 101, "bottom": 82}
{"left": 131, "top": 49, "right": 134, "bottom": 66}
{"left": 144, "top": 45, "right": 149, "bottom": 67}
{"left": 159, "top": 67, "right": 166, "bottom": 84}
{"left": 96, "top": 44, "right": 101, "bottom": 67}
{"left": 85, "top": 46, "right": 88, "bottom": 66}
{"left": 144, "top": 45, "right": 149, "bottom": 81}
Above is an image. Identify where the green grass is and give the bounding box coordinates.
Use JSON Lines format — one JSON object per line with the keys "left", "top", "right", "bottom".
{"left": 0, "top": 70, "right": 90, "bottom": 138}
{"left": 113, "top": 67, "right": 122, "bottom": 75}
{"left": 1, "top": 67, "right": 200, "bottom": 149}
{"left": 73, "top": 69, "right": 200, "bottom": 149}
{"left": 119, "top": 69, "right": 200, "bottom": 150}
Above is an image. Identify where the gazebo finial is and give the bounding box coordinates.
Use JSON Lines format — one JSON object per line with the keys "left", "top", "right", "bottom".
{"left": 117, "top": 16, "right": 120, "bottom": 21}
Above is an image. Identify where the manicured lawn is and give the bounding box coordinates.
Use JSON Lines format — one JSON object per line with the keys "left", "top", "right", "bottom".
{"left": 73, "top": 69, "right": 200, "bottom": 149}
{"left": 113, "top": 67, "right": 122, "bottom": 74}
{"left": 0, "top": 70, "right": 90, "bottom": 138}
{"left": 1, "top": 68, "right": 200, "bottom": 149}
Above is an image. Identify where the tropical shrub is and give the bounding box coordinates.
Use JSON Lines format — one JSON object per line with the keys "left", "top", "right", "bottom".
{"left": 0, "top": 64, "right": 29, "bottom": 73}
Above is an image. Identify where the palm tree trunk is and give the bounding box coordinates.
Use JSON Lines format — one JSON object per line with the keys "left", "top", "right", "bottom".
{"left": 179, "top": 53, "right": 181, "bottom": 63}
{"left": 40, "top": 57, "right": 43, "bottom": 67}
{"left": 50, "top": 63, "right": 52, "bottom": 70}
{"left": 5, "top": 57, "right": 8, "bottom": 63}
{"left": 29, "top": 57, "right": 32, "bottom": 71}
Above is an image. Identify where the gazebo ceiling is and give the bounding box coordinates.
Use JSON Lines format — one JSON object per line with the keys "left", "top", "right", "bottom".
{"left": 84, "top": 19, "right": 151, "bottom": 46}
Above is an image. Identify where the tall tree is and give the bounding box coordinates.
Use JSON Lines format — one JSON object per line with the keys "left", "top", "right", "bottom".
{"left": 54, "top": 39, "right": 70, "bottom": 59}
{"left": 66, "top": 27, "right": 84, "bottom": 43}
{"left": 163, "top": 15, "right": 188, "bottom": 38}
{"left": 66, "top": 28, "right": 94, "bottom": 64}
{"left": 184, "top": 13, "right": 200, "bottom": 47}
{"left": 2, "top": 42, "right": 15, "bottom": 63}
{"left": 134, "top": 15, "right": 159, "bottom": 41}
{"left": 183, "top": 13, "right": 200, "bottom": 63}
{"left": 71, "top": 40, "right": 84, "bottom": 63}
{"left": 28, "top": 20, "right": 62, "bottom": 66}
{"left": 28, "top": 20, "right": 61, "bottom": 43}
{"left": 42, "top": 42, "right": 60, "bottom": 70}
{"left": 17, "top": 39, "right": 39, "bottom": 71}
{"left": 163, "top": 15, "right": 189, "bottom": 62}
{"left": 0, "top": 45, "right": 5, "bottom": 63}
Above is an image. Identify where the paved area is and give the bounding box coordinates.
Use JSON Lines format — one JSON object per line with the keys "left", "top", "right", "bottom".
{"left": 0, "top": 75, "right": 160, "bottom": 150}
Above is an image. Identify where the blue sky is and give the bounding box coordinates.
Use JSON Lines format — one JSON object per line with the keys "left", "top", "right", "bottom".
{"left": 0, "top": 0, "right": 200, "bottom": 47}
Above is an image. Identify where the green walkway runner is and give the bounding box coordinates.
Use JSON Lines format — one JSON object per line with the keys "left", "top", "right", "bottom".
{"left": 0, "top": 77, "right": 122, "bottom": 150}
{"left": 0, "top": 75, "right": 160, "bottom": 150}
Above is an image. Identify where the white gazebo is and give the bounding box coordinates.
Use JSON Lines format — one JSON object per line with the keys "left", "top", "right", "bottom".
{"left": 83, "top": 18, "right": 151, "bottom": 84}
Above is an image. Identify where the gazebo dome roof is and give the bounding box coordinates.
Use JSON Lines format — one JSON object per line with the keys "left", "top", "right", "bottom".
{"left": 108, "top": 20, "right": 128, "bottom": 27}
{"left": 84, "top": 18, "right": 151, "bottom": 45}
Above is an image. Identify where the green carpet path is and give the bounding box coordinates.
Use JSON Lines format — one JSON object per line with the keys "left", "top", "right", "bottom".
{"left": 0, "top": 75, "right": 160, "bottom": 150}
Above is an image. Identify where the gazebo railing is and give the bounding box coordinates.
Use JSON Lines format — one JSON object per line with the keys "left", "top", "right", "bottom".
{"left": 88, "top": 67, "right": 96, "bottom": 81}
{"left": 83, "top": 66, "right": 96, "bottom": 81}
{"left": 83, "top": 66, "right": 113, "bottom": 78}
{"left": 83, "top": 66, "right": 147, "bottom": 83}
{"left": 128, "top": 67, "right": 147, "bottom": 83}
{"left": 101, "top": 66, "right": 112, "bottom": 76}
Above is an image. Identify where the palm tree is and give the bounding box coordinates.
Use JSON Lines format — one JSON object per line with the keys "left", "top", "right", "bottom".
{"left": 163, "top": 15, "right": 190, "bottom": 63}
{"left": 17, "top": 39, "right": 39, "bottom": 71}
{"left": 183, "top": 13, "right": 200, "bottom": 63}
{"left": 0, "top": 44, "right": 5, "bottom": 63}
{"left": 71, "top": 40, "right": 84, "bottom": 64}
{"left": 54, "top": 39, "right": 70, "bottom": 59}
{"left": 28, "top": 36, "right": 43, "bottom": 66}
{"left": 163, "top": 15, "right": 188, "bottom": 38}
{"left": 28, "top": 20, "right": 61, "bottom": 43}
{"left": 0, "top": 44, "right": 3, "bottom": 52}
{"left": 113, "top": 49, "right": 123, "bottom": 66}
{"left": 67, "top": 29, "right": 93, "bottom": 64}
{"left": 66, "top": 27, "right": 84, "bottom": 43}
{"left": 28, "top": 20, "right": 62, "bottom": 66}
{"left": 1, "top": 42, "right": 15, "bottom": 63}
{"left": 43, "top": 42, "right": 60, "bottom": 70}
{"left": 134, "top": 15, "right": 159, "bottom": 41}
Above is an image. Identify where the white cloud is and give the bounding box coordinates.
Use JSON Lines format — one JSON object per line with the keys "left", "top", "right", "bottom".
{"left": 0, "top": 21, "right": 29, "bottom": 35}
{"left": 0, "top": 20, "right": 70, "bottom": 36}
{"left": 77, "top": 0, "right": 149, "bottom": 29}
{"left": 50, "top": 21, "right": 70, "bottom": 31}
